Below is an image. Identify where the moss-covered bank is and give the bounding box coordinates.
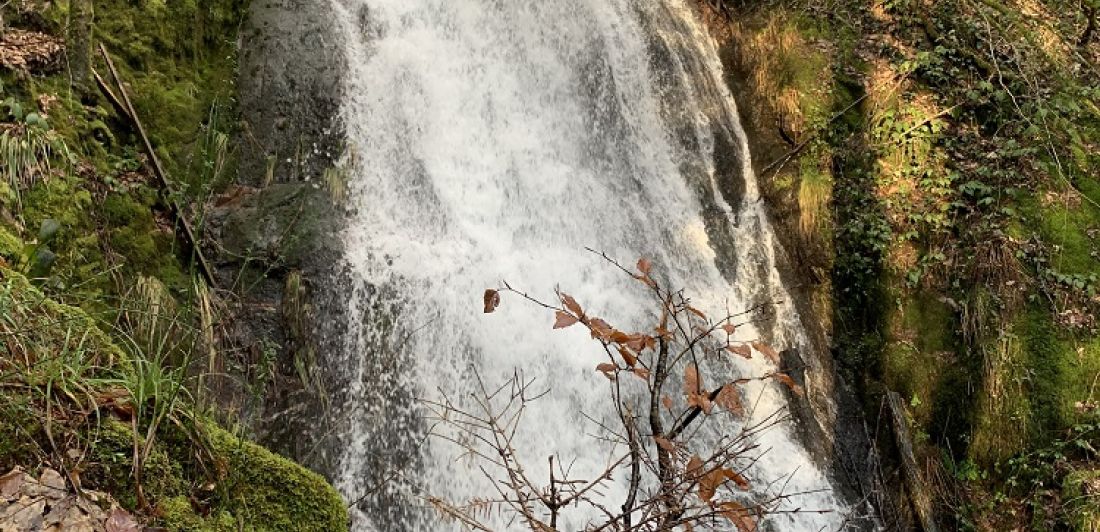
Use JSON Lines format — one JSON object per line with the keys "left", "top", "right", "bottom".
{"left": 0, "top": 0, "right": 348, "bottom": 528}
{"left": 700, "top": 0, "right": 1100, "bottom": 529}
{"left": 0, "top": 268, "right": 347, "bottom": 529}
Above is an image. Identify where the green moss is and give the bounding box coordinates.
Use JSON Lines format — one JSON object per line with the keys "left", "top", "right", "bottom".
{"left": 0, "top": 397, "right": 40, "bottom": 467}
{"left": 1038, "top": 189, "right": 1100, "bottom": 277}
{"left": 80, "top": 420, "right": 348, "bottom": 531}
{"left": 85, "top": 420, "right": 189, "bottom": 509}
{"left": 98, "top": 189, "right": 188, "bottom": 293}
{"left": 205, "top": 426, "right": 347, "bottom": 531}
{"left": 881, "top": 289, "right": 960, "bottom": 433}
{"left": 161, "top": 496, "right": 237, "bottom": 532}
{"left": 0, "top": 225, "right": 22, "bottom": 261}
{"left": 969, "top": 329, "right": 1031, "bottom": 463}
{"left": 91, "top": 0, "right": 244, "bottom": 185}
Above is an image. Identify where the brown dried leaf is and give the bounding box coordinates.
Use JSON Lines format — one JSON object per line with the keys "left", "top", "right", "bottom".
{"left": 560, "top": 293, "right": 583, "bottom": 317}
{"left": 661, "top": 394, "right": 673, "bottom": 410}
{"left": 723, "top": 468, "right": 751, "bottom": 490}
{"left": 715, "top": 385, "right": 744, "bottom": 417}
{"left": 751, "top": 341, "right": 781, "bottom": 364}
{"left": 687, "top": 393, "right": 714, "bottom": 414}
{"left": 698, "top": 469, "right": 724, "bottom": 501}
{"left": 686, "top": 455, "right": 704, "bottom": 479}
{"left": 595, "top": 363, "right": 617, "bottom": 379}
{"left": 588, "top": 318, "right": 614, "bottom": 340}
{"left": 483, "top": 289, "right": 500, "bottom": 313}
{"left": 721, "top": 323, "right": 737, "bottom": 335}
{"left": 0, "top": 30, "right": 64, "bottom": 72}
{"left": 632, "top": 367, "right": 650, "bottom": 381}
{"left": 637, "top": 257, "right": 652, "bottom": 275}
{"left": 771, "top": 373, "right": 804, "bottom": 397}
{"left": 0, "top": 468, "right": 25, "bottom": 498}
{"left": 553, "top": 311, "right": 579, "bottom": 329}
{"left": 687, "top": 306, "right": 707, "bottom": 320}
{"left": 684, "top": 364, "right": 702, "bottom": 394}
{"left": 617, "top": 346, "right": 638, "bottom": 367}
{"left": 610, "top": 330, "right": 632, "bottom": 344}
{"left": 105, "top": 507, "right": 141, "bottom": 532}
{"left": 725, "top": 344, "right": 752, "bottom": 359}
{"left": 654, "top": 436, "right": 675, "bottom": 452}
{"left": 623, "top": 334, "right": 651, "bottom": 352}
{"left": 718, "top": 501, "right": 757, "bottom": 532}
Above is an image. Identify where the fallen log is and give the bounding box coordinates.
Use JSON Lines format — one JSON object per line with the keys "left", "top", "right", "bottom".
{"left": 886, "top": 390, "right": 939, "bottom": 532}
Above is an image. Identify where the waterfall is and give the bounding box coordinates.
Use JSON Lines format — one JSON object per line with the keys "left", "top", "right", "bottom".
{"left": 323, "top": 0, "right": 852, "bottom": 529}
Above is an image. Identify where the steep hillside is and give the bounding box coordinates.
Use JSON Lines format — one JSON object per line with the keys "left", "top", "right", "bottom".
{"left": 703, "top": 0, "right": 1100, "bottom": 528}
{"left": 0, "top": 0, "right": 348, "bottom": 528}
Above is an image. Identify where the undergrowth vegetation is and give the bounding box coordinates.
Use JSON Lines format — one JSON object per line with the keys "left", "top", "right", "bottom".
{"left": 0, "top": 0, "right": 348, "bottom": 529}
{"left": 705, "top": 0, "right": 1100, "bottom": 528}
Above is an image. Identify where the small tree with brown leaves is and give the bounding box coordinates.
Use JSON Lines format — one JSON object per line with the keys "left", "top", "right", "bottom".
{"left": 422, "top": 251, "right": 828, "bottom": 531}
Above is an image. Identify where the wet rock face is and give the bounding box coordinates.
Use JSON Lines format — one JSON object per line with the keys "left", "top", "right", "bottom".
{"left": 213, "top": 0, "right": 351, "bottom": 469}
{"left": 237, "top": 0, "right": 347, "bottom": 186}
{"left": 209, "top": 183, "right": 340, "bottom": 270}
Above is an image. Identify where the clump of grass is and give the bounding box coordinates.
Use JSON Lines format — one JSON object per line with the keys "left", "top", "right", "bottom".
{"left": 0, "top": 267, "right": 201, "bottom": 510}
{"left": 0, "top": 97, "right": 72, "bottom": 212}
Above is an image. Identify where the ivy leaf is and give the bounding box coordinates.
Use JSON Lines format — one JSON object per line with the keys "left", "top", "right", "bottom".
{"left": 38, "top": 219, "right": 60, "bottom": 242}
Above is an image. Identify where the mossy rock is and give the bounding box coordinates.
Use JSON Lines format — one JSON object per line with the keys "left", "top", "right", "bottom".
{"left": 1064, "top": 469, "right": 1100, "bottom": 531}
{"left": 201, "top": 424, "right": 347, "bottom": 531}
{"left": 84, "top": 419, "right": 348, "bottom": 531}
{"left": 84, "top": 419, "right": 190, "bottom": 510}
{"left": 214, "top": 183, "right": 339, "bottom": 269}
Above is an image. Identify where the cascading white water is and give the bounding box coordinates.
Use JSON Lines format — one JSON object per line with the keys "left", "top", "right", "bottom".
{"left": 326, "top": 0, "right": 851, "bottom": 529}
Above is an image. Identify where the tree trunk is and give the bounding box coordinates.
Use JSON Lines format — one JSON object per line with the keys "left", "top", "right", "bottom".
{"left": 67, "top": 0, "right": 94, "bottom": 92}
